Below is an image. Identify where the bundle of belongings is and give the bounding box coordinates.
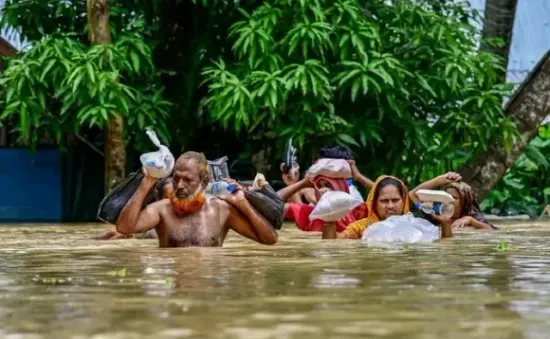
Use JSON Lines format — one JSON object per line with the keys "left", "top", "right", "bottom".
{"left": 97, "top": 134, "right": 284, "bottom": 230}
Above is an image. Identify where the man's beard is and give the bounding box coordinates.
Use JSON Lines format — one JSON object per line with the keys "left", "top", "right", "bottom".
{"left": 168, "top": 190, "right": 206, "bottom": 216}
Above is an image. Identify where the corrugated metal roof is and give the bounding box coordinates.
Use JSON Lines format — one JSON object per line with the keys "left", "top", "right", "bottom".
{"left": 468, "top": 0, "right": 550, "bottom": 83}
{"left": 0, "top": 0, "right": 27, "bottom": 51}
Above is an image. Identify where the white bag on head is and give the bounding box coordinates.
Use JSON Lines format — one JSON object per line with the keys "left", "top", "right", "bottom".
{"left": 361, "top": 213, "right": 439, "bottom": 244}
{"left": 140, "top": 129, "right": 175, "bottom": 179}
{"left": 309, "top": 191, "right": 363, "bottom": 222}
{"left": 307, "top": 158, "right": 352, "bottom": 179}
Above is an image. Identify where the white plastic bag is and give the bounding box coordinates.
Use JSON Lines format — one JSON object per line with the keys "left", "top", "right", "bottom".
{"left": 309, "top": 191, "right": 363, "bottom": 222}
{"left": 140, "top": 129, "right": 175, "bottom": 179}
{"left": 348, "top": 182, "right": 363, "bottom": 203}
{"left": 307, "top": 158, "right": 352, "bottom": 179}
{"left": 361, "top": 213, "right": 439, "bottom": 244}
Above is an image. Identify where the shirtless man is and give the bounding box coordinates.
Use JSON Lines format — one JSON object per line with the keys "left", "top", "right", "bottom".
{"left": 116, "top": 151, "right": 278, "bottom": 247}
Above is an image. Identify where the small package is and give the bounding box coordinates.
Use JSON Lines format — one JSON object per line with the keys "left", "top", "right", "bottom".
{"left": 309, "top": 191, "right": 363, "bottom": 222}
{"left": 362, "top": 213, "right": 439, "bottom": 244}
{"left": 307, "top": 158, "right": 352, "bottom": 179}
{"left": 140, "top": 129, "right": 174, "bottom": 179}
{"left": 416, "top": 189, "right": 454, "bottom": 203}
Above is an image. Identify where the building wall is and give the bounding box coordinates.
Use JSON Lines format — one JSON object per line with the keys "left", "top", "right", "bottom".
{"left": 0, "top": 149, "right": 62, "bottom": 221}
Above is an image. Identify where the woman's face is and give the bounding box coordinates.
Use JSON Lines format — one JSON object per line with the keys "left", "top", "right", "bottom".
{"left": 375, "top": 185, "right": 405, "bottom": 220}
{"left": 445, "top": 187, "right": 462, "bottom": 218}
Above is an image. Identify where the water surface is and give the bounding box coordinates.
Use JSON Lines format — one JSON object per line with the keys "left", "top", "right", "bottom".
{"left": 0, "top": 222, "right": 549, "bottom": 338}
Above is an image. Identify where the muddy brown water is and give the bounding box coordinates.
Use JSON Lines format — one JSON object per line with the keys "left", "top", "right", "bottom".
{"left": 0, "top": 222, "right": 549, "bottom": 338}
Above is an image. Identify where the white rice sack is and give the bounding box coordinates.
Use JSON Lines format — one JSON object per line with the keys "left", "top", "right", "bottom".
{"left": 309, "top": 191, "right": 363, "bottom": 222}
{"left": 140, "top": 129, "right": 175, "bottom": 179}
{"left": 307, "top": 158, "right": 352, "bottom": 179}
{"left": 362, "top": 213, "right": 439, "bottom": 244}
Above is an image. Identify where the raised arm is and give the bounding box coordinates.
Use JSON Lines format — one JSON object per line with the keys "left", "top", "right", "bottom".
{"left": 116, "top": 175, "right": 162, "bottom": 235}
{"left": 219, "top": 191, "right": 278, "bottom": 245}
{"left": 409, "top": 172, "right": 462, "bottom": 203}
{"left": 348, "top": 160, "right": 374, "bottom": 191}
{"left": 277, "top": 178, "right": 312, "bottom": 202}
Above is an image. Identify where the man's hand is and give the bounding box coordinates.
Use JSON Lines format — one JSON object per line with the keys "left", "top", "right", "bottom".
{"left": 439, "top": 172, "right": 462, "bottom": 184}
{"left": 451, "top": 216, "right": 472, "bottom": 229}
{"left": 216, "top": 190, "right": 248, "bottom": 208}
{"left": 142, "top": 167, "right": 161, "bottom": 184}
{"left": 222, "top": 178, "right": 245, "bottom": 191}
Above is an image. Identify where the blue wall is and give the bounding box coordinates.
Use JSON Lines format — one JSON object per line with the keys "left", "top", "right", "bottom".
{"left": 0, "top": 149, "right": 61, "bottom": 222}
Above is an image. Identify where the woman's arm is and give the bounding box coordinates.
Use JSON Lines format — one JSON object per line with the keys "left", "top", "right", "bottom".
{"left": 431, "top": 215, "right": 453, "bottom": 239}
{"left": 452, "top": 216, "right": 494, "bottom": 230}
{"left": 348, "top": 160, "right": 374, "bottom": 190}
{"left": 409, "top": 172, "right": 462, "bottom": 203}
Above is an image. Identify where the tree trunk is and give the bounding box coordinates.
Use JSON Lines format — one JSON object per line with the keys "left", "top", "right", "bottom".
{"left": 459, "top": 50, "right": 550, "bottom": 199}
{"left": 87, "top": 0, "right": 126, "bottom": 193}
{"left": 481, "top": 0, "right": 518, "bottom": 82}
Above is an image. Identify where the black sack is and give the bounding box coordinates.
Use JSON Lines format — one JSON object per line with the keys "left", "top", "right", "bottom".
{"left": 243, "top": 184, "right": 284, "bottom": 230}
{"left": 96, "top": 170, "right": 159, "bottom": 224}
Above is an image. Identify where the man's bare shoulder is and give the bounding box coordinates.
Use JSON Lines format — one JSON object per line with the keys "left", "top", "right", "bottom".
{"left": 147, "top": 199, "right": 172, "bottom": 213}
{"left": 207, "top": 196, "right": 232, "bottom": 212}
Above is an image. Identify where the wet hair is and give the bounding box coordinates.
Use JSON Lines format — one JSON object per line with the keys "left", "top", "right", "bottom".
{"left": 374, "top": 177, "right": 405, "bottom": 201}
{"left": 175, "top": 151, "right": 209, "bottom": 179}
{"left": 446, "top": 182, "right": 480, "bottom": 217}
{"left": 317, "top": 145, "right": 352, "bottom": 160}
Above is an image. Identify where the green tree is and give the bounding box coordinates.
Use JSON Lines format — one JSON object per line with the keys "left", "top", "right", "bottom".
{"left": 0, "top": 0, "right": 171, "bottom": 191}
{"left": 202, "top": 0, "right": 517, "bottom": 182}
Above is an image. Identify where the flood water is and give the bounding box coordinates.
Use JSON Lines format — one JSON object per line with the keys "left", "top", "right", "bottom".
{"left": 1, "top": 222, "right": 550, "bottom": 338}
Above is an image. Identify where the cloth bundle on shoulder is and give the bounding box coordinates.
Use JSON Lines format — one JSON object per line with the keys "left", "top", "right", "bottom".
{"left": 97, "top": 171, "right": 168, "bottom": 224}
{"left": 241, "top": 174, "right": 284, "bottom": 230}
{"left": 97, "top": 129, "right": 174, "bottom": 224}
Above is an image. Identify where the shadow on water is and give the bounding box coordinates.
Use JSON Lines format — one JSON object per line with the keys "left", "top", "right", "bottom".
{"left": 1, "top": 222, "right": 550, "bottom": 338}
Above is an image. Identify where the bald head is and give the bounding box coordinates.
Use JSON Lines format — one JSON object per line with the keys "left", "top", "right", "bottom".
{"left": 175, "top": 151, "right": 209, "bottom": 180}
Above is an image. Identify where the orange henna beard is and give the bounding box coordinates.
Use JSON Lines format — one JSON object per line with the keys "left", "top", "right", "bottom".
{"left": 168, "top": 190, "right": 206, "bottom": 216}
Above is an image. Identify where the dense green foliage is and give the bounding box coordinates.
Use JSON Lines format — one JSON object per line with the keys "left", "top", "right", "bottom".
{"left": 5, "top": 0, "right": 543, "bottom": 216}
{"left": 0, "top": 1, "right": 174, "bottom": 151}
{"left": 201, "top": 0, "right": 516, "bottom": 183}
{"left": 482, "top": 125, "right": 550, "bottom": 217}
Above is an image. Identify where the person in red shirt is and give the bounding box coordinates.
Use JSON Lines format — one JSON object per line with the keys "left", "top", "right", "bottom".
{"left": 278, "top": 145, "right": 374, "bottom": 233}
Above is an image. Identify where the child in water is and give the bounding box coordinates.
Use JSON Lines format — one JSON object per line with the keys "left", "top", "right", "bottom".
{"left": 409, "top": 172, "right": 496, "bottom": 230}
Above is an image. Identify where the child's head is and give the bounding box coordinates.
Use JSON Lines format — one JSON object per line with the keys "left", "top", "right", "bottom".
{"left": 445, "top": 182, "right": 480, "bottom": 218}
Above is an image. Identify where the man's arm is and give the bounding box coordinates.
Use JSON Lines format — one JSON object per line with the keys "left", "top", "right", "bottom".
{"left": 116, "top": 175, "right": 162, "bottom": 235}
{"left": 302, "top": 187, "right": 318, "bottom": 205}
{"left": 277, "top": 178, "right": 312, "bottom": 201}
{"left": 219, "top": 191, "right": 278, "bottom": 245}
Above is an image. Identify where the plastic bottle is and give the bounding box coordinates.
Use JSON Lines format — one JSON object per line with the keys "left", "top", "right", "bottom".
{"left": 416, "top": 201, "right": 454, "bottom": 218}
{"left": 205, "top": 182, "right": 236, "bottom": 197}
{"left": 347, "top": 179, "right": 363, "bottom": 202}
